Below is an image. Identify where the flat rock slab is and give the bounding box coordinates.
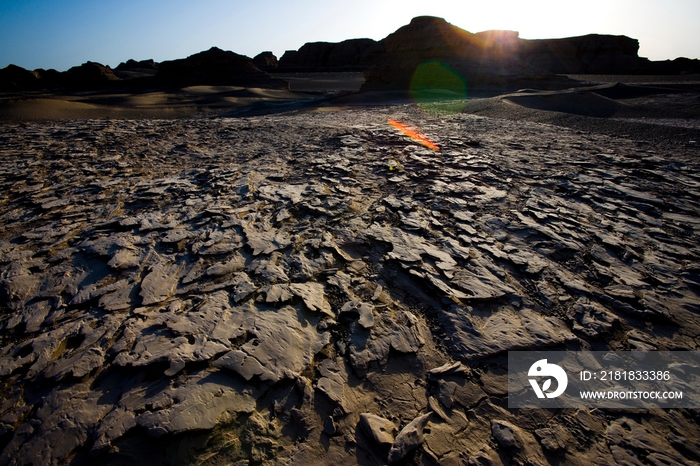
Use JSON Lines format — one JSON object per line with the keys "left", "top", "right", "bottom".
{"left": 349, "top": 310, "right": 425, "bottom": 377}
{"left": 289, "top": 282, "right": 334, "bottom": 317}
{"left": 388, "top": 412, "right": 432, "bottom": 463}
{"left": 439, "top": 306, "right": 576, "bottom": 360}
{"left": 136, "top": 371, "right": 257, "bottom": 437}
{"left": 359, "top": 413, "right": 397, "bottom": 446}
{"left": 140, "top": 260, "right": 184, "bottom": 305}
{"left": 215, "top": 305, "right": 329, "bottom": 383}
{"left": 491, "top": 419, "right": 523, "bottom": 449}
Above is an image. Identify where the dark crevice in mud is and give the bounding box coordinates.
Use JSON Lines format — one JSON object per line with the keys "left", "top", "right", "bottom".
{"left": 227, "top": 330, "right": 256, "bottom": 350}
{"left": 95, "top": 425, "right": 191, "bottom": 466}
{"left": 0, "top": 319, "right": 27, "bottom": 348}
{"left": 89, "top": 360, "right": 174, "bottom": 397}
{"left": 328, "top": 312, "right": 355, "bottom": 349}
{"left": 254, "top": 378, "right": 302, "bottom": 416}
{"left": 0, "top": 428, "right": 14, "bottom": 463}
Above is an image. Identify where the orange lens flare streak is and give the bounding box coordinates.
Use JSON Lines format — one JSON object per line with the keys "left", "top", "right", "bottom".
{"left": 387, "top": 118, "right": 439, "bottom": 151}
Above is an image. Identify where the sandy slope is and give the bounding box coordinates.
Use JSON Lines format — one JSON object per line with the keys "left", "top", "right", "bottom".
{"left": 1, "top": 74, "right": 699, "bottom": 134}
{"left": 0, "top": 87, "right": 340, "bottom": 121}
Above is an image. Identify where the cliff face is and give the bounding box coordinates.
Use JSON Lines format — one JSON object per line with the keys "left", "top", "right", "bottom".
{"left": 3, "top": 16, "right": 699, "bottom": 95}
{"left": 155, "top": 47, "right": 288, "bottom": 89}
{"left": 361, "top": 16, "right": 685, "bottom": 91}
{"left": 278, "top": 38, "right": 382, "bottom": 72}
{"left": 63, "top": 62, "right": 122, "bottom": 90}
{"left": 522, "top": 34, "right": 646, "bottom": 74}
{"left": 253, "top": 52, "right": 278, "bottom": 72}
{"left": 363, "top": 16, "right": 559, "bottom": 91}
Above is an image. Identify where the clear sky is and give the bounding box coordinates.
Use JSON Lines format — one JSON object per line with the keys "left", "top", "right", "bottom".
{"left": 1, "top": 0, "right": 699, "bottom": 71}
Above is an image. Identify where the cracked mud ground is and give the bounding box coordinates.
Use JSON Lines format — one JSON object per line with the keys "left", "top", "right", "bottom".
{"left": 0, "top": 104, "right": 699, "bottom": 465}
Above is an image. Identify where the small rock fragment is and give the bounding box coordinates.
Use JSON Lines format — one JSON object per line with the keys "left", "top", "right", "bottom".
{"left": 428, "top": 361, "right": 469, "bottom": 377}
{"left": 261, "top": 284, "right": 293, "bottom": 303}
{"left": 340, "top": 299, "right": 375, "bottom": 328}
{"left": 388, "top": 412, "right": 432, "bottom": 463}
{"left": 316, "top": 358, "right": 349, "bottom": 412}
{"left": 140, "top": 261, "right": 183, "bottom": 305}
{"left": 108, "top": 249, "right": 140, "bottom": 269}
{"left": 359, "top": 413, "right": 396, "bottom": 446}
{"left": 491, "top": 419, "right": 522, "bottom": 449}
{"left": 213, "top": 350, "right": 265, "bottom": 381}
{"left": 428, "top": 396, "right": 449, "bottom": 422}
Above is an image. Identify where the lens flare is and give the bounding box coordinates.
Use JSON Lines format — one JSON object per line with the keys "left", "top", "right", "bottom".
{"left": 410, "top": 61, "right": 468, "bottom": 115}
{"left": 388, "top": 118, "right": 440, "bottom": 151}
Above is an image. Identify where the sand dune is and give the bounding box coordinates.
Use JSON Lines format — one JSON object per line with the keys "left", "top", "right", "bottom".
{"left": 0, "top": 96, "right": 202, "bottom": 120}
{"left": 2, "top": 75, "right": 698, "bottom": 126}
{"left": 456, "top": 82, "right": 700, "bottom": 144}
{"left": 501, "top": 89, "right": 625, "bottom": 117}
{"left": 0, "top": 87, "right": 331, "bottom": 121}
{"left": 499, "top": 82, "right": 700, "bottom": 117}
{"left": 0, "top": 98, "right": 110, "bottom": 121}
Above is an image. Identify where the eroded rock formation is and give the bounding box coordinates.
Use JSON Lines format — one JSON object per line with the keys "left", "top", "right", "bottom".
{"left": 113, "top": 59, "right": 158, "bottom": 79}
{"left": 0, "top": 64, "right": 38, "bottom": 90}
{"left": 362, "top": 16, "right": 570, "bottom": 92}
{"left": 522, "top": 34, "right": 646, "bottom": 74}
{"left": 155, "top": 47, "right": 288, "bottom": 88}
{"left": 63, "top": 61, "right": 122, "bottom": 89}
{"left": 253, "top": 51, "right": 278, "bottom": 72}
{"left": 362, "top": 16, "right": 700, "bottom": 91}
{"left": 278, "top": 38, "right": 383, "bottom": 71}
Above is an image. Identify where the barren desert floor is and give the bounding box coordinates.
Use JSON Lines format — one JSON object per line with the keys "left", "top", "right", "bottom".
{"left": 0, "top": 85, "right": 699, "bottom": 465}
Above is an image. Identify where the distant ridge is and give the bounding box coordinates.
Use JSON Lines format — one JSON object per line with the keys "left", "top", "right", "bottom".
{"left": 277, "top": 38, "right": 383, "bottom": 72}
{"left": 155, "top": 47, "right": 288, "bottom": 89}
{"left": 2, "top": 16, "right": 699, "bottom": 93}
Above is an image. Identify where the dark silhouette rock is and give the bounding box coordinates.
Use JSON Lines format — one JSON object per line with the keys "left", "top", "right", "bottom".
{"left": 62, "top": 61, "right": 121, "bottom": 90}
{"left": 114, "top": 59, "right": 158, "bottom": 79}
{"left": 361, "top": 16, "right": 700, "bottom": 93}
{"left": 253, "top": 52, "right": 278, "bottom": 72}
{"left": 278, "top": 38, "right": 381, "bottom": 71}
{"left": 362, "top": 16, "right": 557, "bottom": 92}
{"left": 279, "top": 42, "right": 334, "bottom": 71}
{"left": 155, "top": 47, "right": 288, "bottom": 89}
{"left": 645, "top": 56, "right": 700, "bottom": 74}
{"left": 380, "top": 16, "right": 516, "bottom": 62}
{"left": 521, "top": 34, "right": 647, "bottom": 74}
{"left": 33, "top": 68, "right": 62, "bottom": 81}
{"left": 32, "top": 68, "right": 63, "bottom": 89}
{"left": 115, "top": 59, "right": 157, "bottom": 71}
{"left": 327, "top": 39, "right": 383, "bottom": 70}
{"left": 0, "top": 64, "right": 38, "bottom": 90}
